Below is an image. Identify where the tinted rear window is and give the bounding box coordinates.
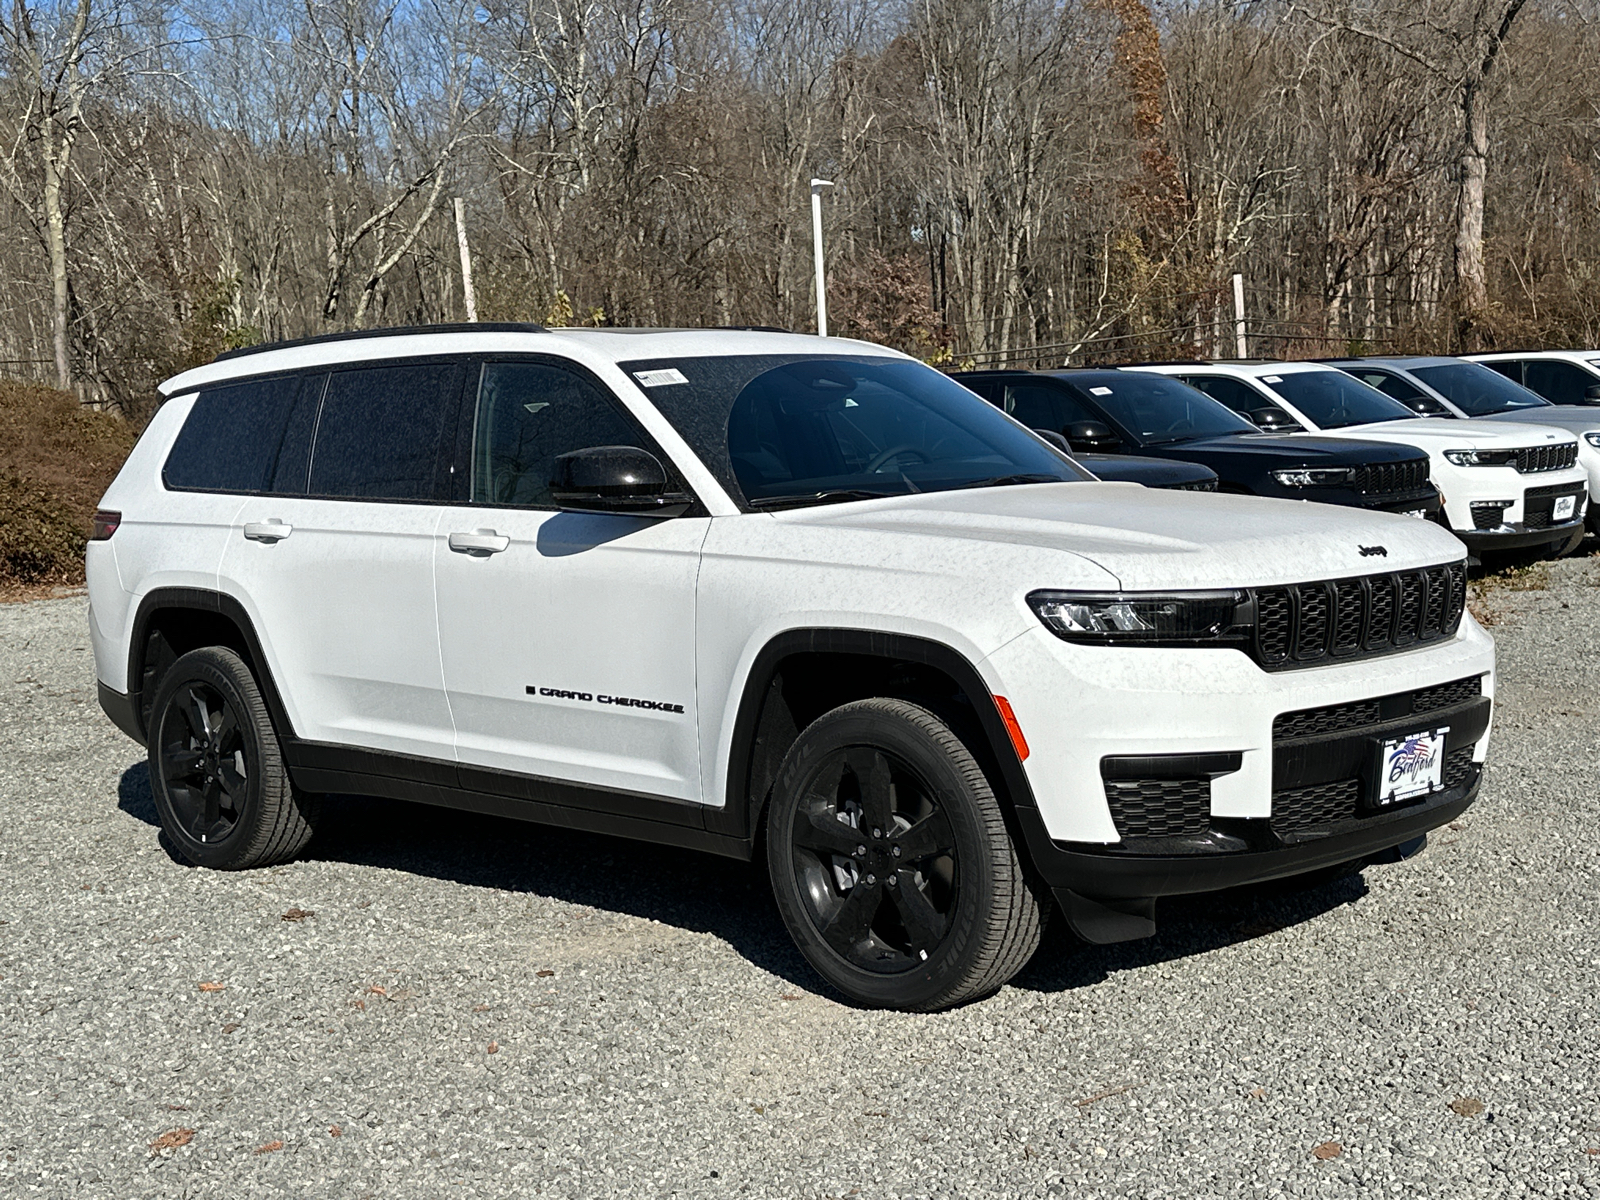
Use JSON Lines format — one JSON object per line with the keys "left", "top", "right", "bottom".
{"left": 163, "top": 375, "right": 314, "bottom": 494}
{"left": 308, "top": 363, "right": 462, "bottom": 500}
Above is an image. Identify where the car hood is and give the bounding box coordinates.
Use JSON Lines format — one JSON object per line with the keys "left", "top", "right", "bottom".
{"left": 1164, "top": 433, "right": 1423, "bottom": 464}
{"left": 1474, "top": 406, "right": 1600, "bottom": 435}
{"left": 1075, "top": 453, "right": 1215, "bottom": 486}
{"left": 776, "top": 482, "right": 1466, "bottom": 591}
{"left": 1319, "top": 417, "right": 1576, "bottom": 449}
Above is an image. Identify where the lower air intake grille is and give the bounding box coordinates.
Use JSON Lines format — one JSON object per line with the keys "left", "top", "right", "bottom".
{"left": 1270, "top": 747, "right": 1477, "bottom": 835}
{"left": 1102, "top": 777, "right": 1210, "bottom": 838}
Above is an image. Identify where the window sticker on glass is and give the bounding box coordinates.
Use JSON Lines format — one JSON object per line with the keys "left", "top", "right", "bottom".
{"left": 1089, "top": 386, "right": 1113, "bottom": 396}
{"left": 1262, "top": 375, "right": 1282, "bottom": 383}
{"left": 633, "top": 368, "right": 688, "bottom": 388}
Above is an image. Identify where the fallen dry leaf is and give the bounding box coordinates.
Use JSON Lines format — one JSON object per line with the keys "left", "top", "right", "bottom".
{"left": 779, "top": 994, "right": 800, "bottom": 1001}
{"left": 487, "top": 1041, "right": 499, "bottom": 1054}
{"left": 472, "top": 1003, "right": 490, "bottom": 1012}
{"left": 535, "top": 970, "right": 554, "bottom": 978}
{"left": 222, "top": 1023, "right": 240, "bottom": 1034}
{"left": 149, "top": 1128, "right": 195, "bottom": 1152}
{"left": 356, "top": 900, "right": 372, "bottom": 909}
{"left": 1312, "top": 1142, "right": 1342, "bottom": 1160}
{"left": 1450, "top": 1097, "right": 1486, "bottom": 1117}
{"left": 254, "top": 1140, "right": 284, "bottom": 1155}
{"left": 1249, "top": 1087, "right": 1267, "bottom": 1099}
{"left": 197, "top": 982, "right": 224, "bottom": 993}
{"left": 281, "top": 908, "right": 313, "bottom": 922}
{"left": 163, "top": 1104, "right": 189, "bottom": 1112}
{"left": 329, "top": 1125, "right": 342, "bottom": 1138}
{"left": 351, "top": 999, "right": 365, "bottom": 1011}
{"left": 365, "top": 986, "right": 386, "bottom": 996}
{"left": 1584, "top": 1148, "right": 1600, "bottom": 1155}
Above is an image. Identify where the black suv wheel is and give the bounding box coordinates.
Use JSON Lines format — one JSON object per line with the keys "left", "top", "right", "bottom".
{"left": 766, "top": 698, "right": 1045, "bottom": 1010}
{"left": 147, "top": 647, "right": 319, "bottom": 869}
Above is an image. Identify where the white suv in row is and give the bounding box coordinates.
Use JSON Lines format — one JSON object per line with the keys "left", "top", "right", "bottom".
{"left": 88, "top": 326, "right": 1495, "bottom": 1009}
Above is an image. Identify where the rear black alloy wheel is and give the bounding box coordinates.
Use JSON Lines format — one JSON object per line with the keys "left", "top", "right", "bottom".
{"left": 147, "top": 647, "right": 319, "bottom": 870}
{"left": 767, "top": 698, "right": 1045, "bottom": 1011}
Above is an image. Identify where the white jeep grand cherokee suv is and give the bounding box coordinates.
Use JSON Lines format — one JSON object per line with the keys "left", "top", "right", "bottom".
{"left": 88, "top": 325, "right": 1495, "bottom": 1010}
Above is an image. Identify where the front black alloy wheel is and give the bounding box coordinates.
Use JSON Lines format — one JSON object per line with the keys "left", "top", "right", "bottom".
{"left": 147, "top": 647, "right": 319, "bottom": 870}
{"left": 767, "top": 698, "right": 1045, "bottom": 1011}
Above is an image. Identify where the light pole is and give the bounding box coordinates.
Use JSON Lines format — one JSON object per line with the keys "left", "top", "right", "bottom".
{"left": 810, "top": 178, "right": 833, "bottom": 337}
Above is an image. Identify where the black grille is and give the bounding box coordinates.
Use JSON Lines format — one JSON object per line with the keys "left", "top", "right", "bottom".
{"left": 1352, "top": 458, "right": 1430, "bottom": 496}
{"left": 1252, "top": 562, "right": 1467, "bottom": 669}
{"left": 1472, "top": 502, "right": 1511, "bottom": 530}
{"left": 1272, "top": 674, "right": 1482, "bottom": 741}
{"left": 1512, "top": 443, "right": 1578, "bottom": 473}
{"left": 1523, "top": 482, "right": 1586, "bottom": 531}
{"left": 1270, "top": 748, "right": 1476, "bottom": 834}
{"left": 1103, "top": 778, "right": 1210, "bottom": 838}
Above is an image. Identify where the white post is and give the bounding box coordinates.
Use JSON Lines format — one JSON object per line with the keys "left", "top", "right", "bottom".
{"left": 1231, "top": 271, "right": 1247, "bottom": 359}
{"left": 811, "top": 178, "right": 833, "bottom": 336}
{"left": 454, "top": 197, "right": 478, "bottom": 323}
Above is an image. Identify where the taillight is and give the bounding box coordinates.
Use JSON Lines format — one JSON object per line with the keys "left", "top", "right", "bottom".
{"left": 90, "top": 510, "right": 121, "bottom": 540}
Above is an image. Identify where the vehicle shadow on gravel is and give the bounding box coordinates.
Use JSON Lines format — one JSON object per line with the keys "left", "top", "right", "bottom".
{"left": 115, "top": 760, "right": 1381, "bottom": 1000}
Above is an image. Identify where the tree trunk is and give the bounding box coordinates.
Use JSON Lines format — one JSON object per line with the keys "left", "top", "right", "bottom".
{"left": 43, "top": 153, "right": 71, "bottom": 392}
{"left": 1454, "top": 80, "right": 1489, "bottom": 343}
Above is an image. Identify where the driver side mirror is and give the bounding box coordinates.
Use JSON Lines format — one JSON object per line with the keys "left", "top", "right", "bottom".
{"left": 1249, "top": 407, "right": 1298, "bottom": 431}
{"left": 1032, "top": 428, "right": 1074, "bottom": 454}
{"left": 1583, "top": 384, "right": 1600, "bottom": 405}
{"left": 1403, "top": 396, "right": 1447, "bottom": 415}
{"left": 550, "top": 446, "right": 693, "bottom": 517}
{"left": 1063, "top": 421, "right": 1119, "bottom": 453}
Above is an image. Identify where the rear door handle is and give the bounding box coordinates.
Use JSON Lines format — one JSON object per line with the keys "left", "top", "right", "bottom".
{"left": 243, "top": 520, "right": 292, "bottom": 543}
{"left": 448, "top": 530, "right": 510, "bottom": 556}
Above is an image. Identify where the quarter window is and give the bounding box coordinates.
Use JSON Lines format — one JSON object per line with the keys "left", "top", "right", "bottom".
{"left": 163, "top": 375, "right": 315, "bottom": 494}
{"left": 308, "top": 363, "right": 461, "bottom": 501}
{"left": 471, "top": 362, "right": 655, "bottom": 508}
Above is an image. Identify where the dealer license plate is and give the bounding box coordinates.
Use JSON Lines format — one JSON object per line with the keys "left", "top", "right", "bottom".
{"left": 1553, "top": 495, "right": 1577, "bottom": 521}
{"left": 1373, "top": 727, "right": 1449, "bottom": 807}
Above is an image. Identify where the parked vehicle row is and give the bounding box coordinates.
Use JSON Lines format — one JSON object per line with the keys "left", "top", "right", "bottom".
{"left": 90, "top": 326, "right": 1499, "bottom": 1011}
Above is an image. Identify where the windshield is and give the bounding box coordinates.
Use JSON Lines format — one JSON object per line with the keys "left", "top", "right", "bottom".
{"left": 1261, "top": 370, "right": 1416, "bottom": 429}
{"left": 620, "top": 355, "right": 1089, "bottom": 509}
{"left": 1069, "top": 373, "right": 1257, "bottom": 443}
{"left": 1410, "top": 361, "right": 1552, "bottom": 416}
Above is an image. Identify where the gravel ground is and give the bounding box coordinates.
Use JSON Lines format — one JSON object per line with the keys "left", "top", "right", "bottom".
{"left": 2, "top": 558, "right": 1599, "bottom": 1200}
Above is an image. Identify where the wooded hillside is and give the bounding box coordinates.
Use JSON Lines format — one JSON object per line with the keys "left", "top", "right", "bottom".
{"left": 2, "top": 0, "right": 1597, "bottom": 410}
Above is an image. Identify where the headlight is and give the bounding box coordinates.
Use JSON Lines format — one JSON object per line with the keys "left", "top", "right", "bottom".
{"left": 1028, "top": 590, "right": 1251, "bottom": 647}
{"left": 1585, "top": 432, "right": 1600, "bottom": 449}
{"left": 1271, "top": 467, "right": 1355, "bottom": 487}
{"left": 1444, "top": 448, "right": 1518, "bottom": 467}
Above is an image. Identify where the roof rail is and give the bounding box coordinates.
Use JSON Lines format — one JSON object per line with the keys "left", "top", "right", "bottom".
{"left": 213, "top": 321, "right": 550, "bottom": 363}
{"left": 1095, "top": 358, "right": 1212, "bottom": 368}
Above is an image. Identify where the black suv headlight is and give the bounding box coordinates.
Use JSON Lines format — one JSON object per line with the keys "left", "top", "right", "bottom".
{"left": 1028, "top": 590, "right": 1252, "bottom": 647}
{"left": 1270, "top": 467, "right": 1355, "bottom": 488}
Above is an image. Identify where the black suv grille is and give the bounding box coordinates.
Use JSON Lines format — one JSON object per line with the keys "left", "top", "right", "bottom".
{"left": 1352, "top": 459, "right": 1430, "bottom": 496}
{"left": 1102, "top": 778, "right": 1210, "bottom": 838}
{"left": 1251, "top": 562, "right": 1467, "bottom": 669}
{"left": 1523, "top": 482, "right": 1586, "bottom": 530}
{"left": 1512, "top": 443, "right": 1578, "bottom": 473}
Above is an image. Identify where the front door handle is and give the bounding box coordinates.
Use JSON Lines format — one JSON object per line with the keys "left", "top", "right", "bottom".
{"left": 243, "top": 520, "right": 292, "bottom": 543}
{"left": 448, "top": 530, "right": 510, "bottom": 556}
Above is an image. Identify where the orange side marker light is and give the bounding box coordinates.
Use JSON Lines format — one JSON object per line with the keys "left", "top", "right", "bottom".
{"left": 993, "top": 696, "right": 1030, "bottom": 761}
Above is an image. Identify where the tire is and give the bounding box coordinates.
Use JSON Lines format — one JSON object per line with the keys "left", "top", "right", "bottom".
{"left": 146, "top": 647, "right": 319, "bottom": 870}
{"left": 765, "top": 698, "right": 1045, "bottom": 1011}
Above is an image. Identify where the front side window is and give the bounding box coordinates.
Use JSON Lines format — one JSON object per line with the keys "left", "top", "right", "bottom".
{"left": 1066, "top": 374, "right": 1256, "bottom": 443}
{"left": 308, "top": 362, "right": 462, "bottom": 500}
{"left": 1409, "top": 361, "right": 1550, "bottom": 416}
{"left": 1181, "top": 374, "right": 1280, "bottom": 420}
{"left": 471, "top": 362, "right": 659, "bottom": 507}
{"left": 1003, "top": 382, "right": 1096, "bottom": 432}
{"left": 623, "top": 355, "right": 1086, "bottom": 508}
{"left": 1260, "top": 370, "right": 1416, "bottom": 429}
{"left": 163, "top": 374, "right": 315, "bottom": 495}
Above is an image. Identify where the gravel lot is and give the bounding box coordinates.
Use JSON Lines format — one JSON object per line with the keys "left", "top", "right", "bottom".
{"left": 3, "top": 558, "right": 1599, "bottom": 1200}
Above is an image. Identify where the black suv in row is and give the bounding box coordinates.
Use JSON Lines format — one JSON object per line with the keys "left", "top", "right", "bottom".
{"left": 954, "top": 369, "right": 1440, "bottom": 517}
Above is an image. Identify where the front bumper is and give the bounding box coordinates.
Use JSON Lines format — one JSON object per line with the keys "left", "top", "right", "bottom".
{"left": 1456, "top": 517, "right": 1586, "bottom": 551}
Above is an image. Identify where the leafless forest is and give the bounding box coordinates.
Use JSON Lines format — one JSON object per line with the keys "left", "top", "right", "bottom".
{"left": 2, "top": 0, "right": 1598, "bottom": 410}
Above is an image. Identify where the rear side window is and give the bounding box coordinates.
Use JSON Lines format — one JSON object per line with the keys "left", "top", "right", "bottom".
{"left": 163, "top": 375, "right": 314, "bottom": 494}
{"left": 1481, "top": 360, "right": 1524, "bottom": 385}
{"left": 1523, "top": 359, "right": 1595, "bottom": 406}
{"left": 1181, "top": 374, "right": 1270, "bottom": 417}
{"left": 1002, "top": 383, "right": 1096, "bottom": 431}
{"left": 471, "top": 361, "right": 656, "bottom": 508}
{"left": 308, "top": 363, "right": 462, "bottom": 500}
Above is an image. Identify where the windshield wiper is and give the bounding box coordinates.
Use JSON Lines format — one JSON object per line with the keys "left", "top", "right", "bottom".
{"left": 956, "top": 473, "right": 1064, "bottom": 490}
{"left": 749, "top": 489, "right": 904, "bottom": 511}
